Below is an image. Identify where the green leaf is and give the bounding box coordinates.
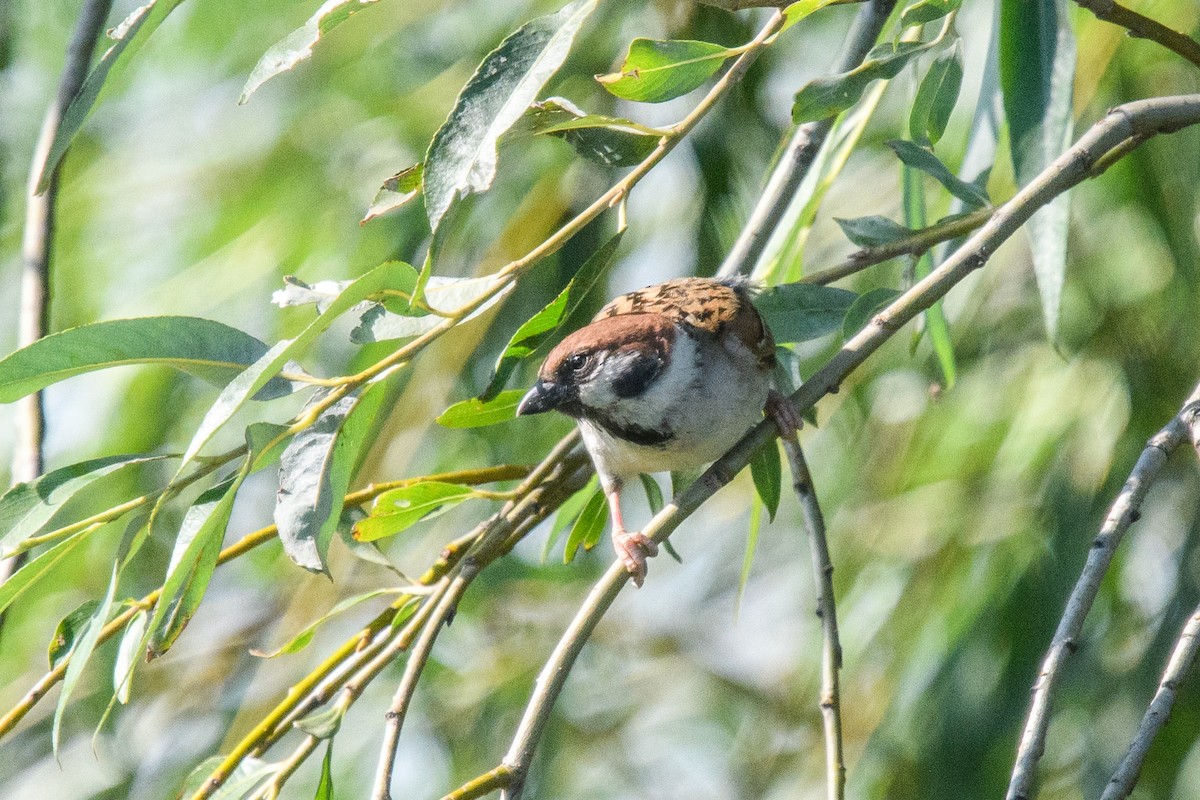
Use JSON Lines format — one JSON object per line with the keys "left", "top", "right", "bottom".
{"left": 437, "top": 389, "right": 525, "bottom": 429}
{"left": 752, "top": 284, "right": 858, "bottom": 343}
{"left": 315, "top": 741, "right": 335, "bottom": 800}
{"left": 0, "top": 454, "right": 167, "bottom": 555}
{"left": 252, "top": 588, "right": 399, "bottom": 658}
{"left": 522, "top": 98, "right": 660, "bottom": 167}
{"left": 834, "top": 216, "right": 915, "bottom": 248}
{"left": 0, "top": 317, "right": 293, "bottom": 404}
{"left": 781, "top": 0, "right": 841, "bottom": 33}
{"left": 353, "top": 483, "right": 477, "bottom": 543}
{"left": 241, "top": 0, "right": 381, "bottom": 103}
{"left": 351, "top": 274, "right": 512, "bottom": 344}
{"left": 793, "top": 40, "right": 938, "bottom": 124}
{"left": 423, "top": 0, "right": 598, "bottom": 234}
{"left": 178, "top": 756, "right": 277, "bottom": 800}
{"left": 1000, "top": 0, "right": 1075, "bottom": 341}
{"left": 543, "top": 476, "right": 598, "bottom": 562}
{"left": 886, "top": 139, "right": 990, "bottom": 208}
{"left": 749, "top": 441, "right": 782, "bottom": 522}
{"left": 53, "top": 563, "right": 118, "bottom": 756}
{"left": 564, "top": 487, "right": 608, "bottom": 564}
{"left": 0, "top": 528, "right": 100, "bottom": 617}
{"left": 362, "top": 163, "right": 423, "bottom": 224}
{"left": 842, "top": 287, "right": 902, "bottom": 339}
{"left": 297, "top": 704, "right": 346, "bottom": 741}
{"left": 902, "top": 165, "right": 957, "bottom": 387}
{"left": 736, "top": 500, "right": 763, "bottom": 616}
{"left": 597, "top": 38, "right": 735, "bottom": 103}
{"left": 37, "top": 0, "right": 188, "bottom": 192}
{"left": 909, "top": 40, "right": 963, "bottom": 145}
{"left": 480, "top": 229, "right": 624, "bottom": 400}
{"left": 114, "top": 610, "right": 147, "bottom": 704}
{"left": 48, "top": 600, "right": 101, "bottom": 670}
{"left": 900, "top": 0, "right": 963, "bottom": 27}
{"left": 639, "top": 474, "right": 664, "bottom": 515}
{"left": 181, "top": 262, "right": 416, "bottom": 468}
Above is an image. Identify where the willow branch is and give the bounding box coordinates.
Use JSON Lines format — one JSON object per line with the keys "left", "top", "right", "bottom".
{"left": 1, "top": 0, "right": 115, "bottom": 627}
{"left": 716, "top": 0, "right": 896, "bottom": 279}
{"left": 1101, "top": 600, "right": 1200, "bottom": 800}
{"left": 782, "top": 439, "right": 844, "bottom": 800}
{"left": 1006, "top": 379, "right": 1200, "bottom": 800}
{"left": 501, "top": 94, "right": 1200, "bottom": 800}
{"left": 1073, "top": 0, "right": 1200, "bottom": 70}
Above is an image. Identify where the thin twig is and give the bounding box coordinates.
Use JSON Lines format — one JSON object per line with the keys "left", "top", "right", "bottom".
{"left": 1073, "top": 0, "right": 1200, "bottom": 70}
{"left": 1, "top": 0, "right": 115, "bottom": 630}
{"left": 1006, "top": 380, "right": 1200, "bottom": 800}
{"left": 716, "top": 0, "right": 897, "bottom": 279}
{"left": 500, "top": 94, "right": 1200, "bottom": 800}
{"left": 1101, "top": 601, "right": 1200, "bottom": 800}
{"left": 781, "top": 439, "right": 844, "bottom": 800}
{"left": 438, "top": 766, "right": 513, "bottom": 800}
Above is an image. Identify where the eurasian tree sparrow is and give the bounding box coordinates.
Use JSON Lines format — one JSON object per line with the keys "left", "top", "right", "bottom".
{"left": 517, "top": 277, "right": 797, "bottom": 586}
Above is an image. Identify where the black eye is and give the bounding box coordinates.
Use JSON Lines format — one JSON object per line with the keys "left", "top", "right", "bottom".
{"left": 565, "top": 353, "right": 588, "bottom": 372}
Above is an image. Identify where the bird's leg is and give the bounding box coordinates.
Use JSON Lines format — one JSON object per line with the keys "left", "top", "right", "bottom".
{"left": 606, "top": 481, "right": 658, "bottom": 588}
{"left": 766, "top": 388, "right": 802, "bottom": 443}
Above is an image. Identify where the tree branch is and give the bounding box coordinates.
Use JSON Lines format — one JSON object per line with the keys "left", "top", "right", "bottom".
{"left": 716, "top": 0, "right": 896, "bottom": 279}
{"left": 1073, "top": 0, "right": 1200, "bottom": 70}
{"left": 1, "top": 0, "right": 115, "bottom": 628}
{"left": 1006, "top": 380, "right": 1200, "bottom": 800}
{"left": 499, "top": 94, "right": 1200, "bottom": 800}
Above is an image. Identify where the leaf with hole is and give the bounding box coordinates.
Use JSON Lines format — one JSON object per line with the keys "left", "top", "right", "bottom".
{"left": 423, "top": 0, "right": 598, "bottom": 234}
{"left": 598, "top": 38, "right": 736, "bottom": 103}
{"left": 354, "top": 482, "right": 477, "bottom": 542}
{"left": 752, "top": 283, "right": 858, "bottom": 343}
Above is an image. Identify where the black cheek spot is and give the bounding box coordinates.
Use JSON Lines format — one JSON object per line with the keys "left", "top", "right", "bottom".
{"left": 611, "top": 353, "right": 663, "bottom": 398}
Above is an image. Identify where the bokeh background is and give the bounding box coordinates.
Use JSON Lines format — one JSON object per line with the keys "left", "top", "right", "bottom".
{"left": 1, "top": 0, "right": 1200, "bottom": 798}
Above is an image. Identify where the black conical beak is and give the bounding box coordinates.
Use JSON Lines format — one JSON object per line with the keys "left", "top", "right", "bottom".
{"left": 517, "top": 380, "right": 568, "bottom": 416}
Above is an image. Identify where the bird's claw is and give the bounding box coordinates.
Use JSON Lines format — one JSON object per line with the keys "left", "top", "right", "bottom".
{"left": 614, "top": 529, "right": 658, "bottom": 587}
{"left": 766, "top": 389, "right": 802, "bottom": 442}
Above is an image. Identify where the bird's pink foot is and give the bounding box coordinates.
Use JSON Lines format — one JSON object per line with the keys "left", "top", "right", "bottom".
{"left": 766, "top": 389, "right": 802, "bottom": 442}
{"left": 614, "top": 528, "right": 659, "bottom": 587}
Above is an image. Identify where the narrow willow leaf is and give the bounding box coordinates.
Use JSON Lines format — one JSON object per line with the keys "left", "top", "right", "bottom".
{"left": 181, "top": 261, "right": 416, "bottom": 468}
{"left": 736, "top": 500, "right": 764, "bottom": 616}
{"left": 597, "top": 38, "right": 734, "bottom": 103}
{"left": 909, "top": 40, "right": 963, "bottom": 145}
{"left": 902, "top": 165, "right": 957, "bottom": 386}
{"left": 752, "top": 284, "right": 858, "bottom": 343}
{"left": 315, "top": 741, "right": 335, "bottom": 799}
{"left": 749, "top": 441, "right": 781, "bottom": 522}
{"left": 274, "top": 392, "right": 358, "bottom": 573}
{"left": 48, "top": 601, "right": 101, "bottom": 669}
{"left": 437, "top": 389, "right": 525, "bottom": 429}
{"left": 999, "top": 0, "right": 1075, "bottom": 340}
{"left": 544, "top": 476, "right": 598, "bottom": 562}
{"left": 37, "top": 0, "right": 188, "bottom": 192}
{"left": 521, "top": 98, "right": 660, "bottom": 167}
{"left": 114, "top": 610, "right": 147, "bottom": 703}
{"left": 834, "top": 216, "right": 914, "bottom": 248}
{"left": 0, "top": 317, "right": 293, "bottom": 403}
{"left": 354, "top": 483, "right": 476, "bottom": 542}
{"left": 0, "top": 530, "right": 97, "bottom": 616}
{"left": 793, "top": 40, "right": 938, "bottom": 124}
{"left": 241, "top": 0, "right": 381, "bottom": 103}
{"left": 781, "top": 0, "right": 841, "bottom": 33}
{"left": 564, "top": 487, "right": 608, "bottom": 564}
{"left": 362, "top": 163, "right": 423, "bottom": 223}
{"left": 900, "top": 0, "right": 963, "bottom": 26}
{"left": 252, "top": 588, "right": 399, "bottom": 658}
{"left": 639, "top": 474, "right": 664, "bottom": 515}
{"left": 0, "top": 454, "right": 167, "bottom": 554}
{"left": 481, "top": 230, "right": 624, "bottom": 400}
{"left": 53, "top": 563, "right": 118, "bottom": 756}
{"left": 351, "top": 274, "right": 512, "bottom": 344}
{"left": 842, "top": 288, "right": 901, "bottom": 339}
{"left": 886, "top": 139, "right": 990, "bottom": 208}
{"left": 423, "top": 0, "right": 598, "bottom": 234}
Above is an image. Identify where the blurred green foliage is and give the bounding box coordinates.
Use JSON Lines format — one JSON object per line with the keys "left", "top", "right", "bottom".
{"left": 0, "top": 1, "right": 1199, "bottom": 799}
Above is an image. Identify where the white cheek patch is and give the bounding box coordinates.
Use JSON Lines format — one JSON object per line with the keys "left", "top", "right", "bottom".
{"left": 578, "top": 351, "right": 646, "bottom": 409}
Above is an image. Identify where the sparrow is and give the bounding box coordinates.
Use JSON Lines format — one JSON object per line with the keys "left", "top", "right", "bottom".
{"left": 517, "top": 277, "right": 799, "bottom": 586}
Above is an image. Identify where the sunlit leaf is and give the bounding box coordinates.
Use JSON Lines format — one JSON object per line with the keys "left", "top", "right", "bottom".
{"left": 793, "top": 40, "right": 938, "bottom": 124}
{"left": 37, "top": 0, "right": 188, "bottom": 192}
{"left": 351, "top": 274, "right": 512, "bottom": 344}
{"left": 834, "top": 215, "right": 914, "bottom": 248}
{"left": 423, "top": 0, "right": 598, "bottom": 234}
{"left": 909, "top": 40, "right": 963, "bottom": 145}
{"left": 752, "top": 284, "right": 858, "bottom": 343}
{"left": 53, "top": 563, "right": 118, "bottom": 756}
{"left": 1000, "top": 0, "right": 1075, "bottom": 340}
{"left": 353, "top": 483, "right": 477, "bottom": 542}
{"left": 437, "top": 389, "right": 525, "bottom": 429}
{"left": 597, "top": 38, "right": 735, "bottom": 103}
{"left": 781, "top": 0, "right": 841, "bottom": 33}
{"left": 842, "top": 287, "right": 901, "bottom": 339}
{"left": 749, "top": 440, "right": 782, "bottom": 522}
{"left": 480, "top": 229, "right": 624, "bottom": 400}
{"left": 564, "top": 486, "right": 608, "bottom": 564}
{"left": 0, "top": 317, "right": 294, "bottom": 403}
{"left": 241, "top": 0, "right": 382, "bottom": 103}
{"left": 362, "top": 163, "right": 424, "bottom": 223}
{"left": 886, "top": 139, "right": 990, "bottom": 208}
{"left": 523, "top": 98, "right": 660, "bottom": 166}
{"left": 114, "top": 609, "right": 147, "bottom": 704}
